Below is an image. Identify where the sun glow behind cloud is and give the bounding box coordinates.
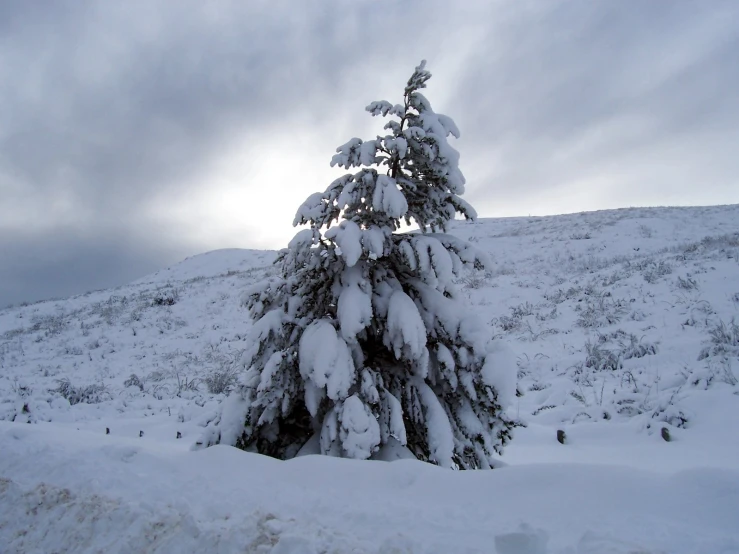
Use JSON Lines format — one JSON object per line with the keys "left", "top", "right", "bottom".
{"left": 146, "top": 127, "right": 342, "bottom": 251}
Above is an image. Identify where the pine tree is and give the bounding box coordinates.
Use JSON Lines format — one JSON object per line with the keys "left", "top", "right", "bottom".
{"left": 197, "top": 61, "right": 515, "bottom": 469}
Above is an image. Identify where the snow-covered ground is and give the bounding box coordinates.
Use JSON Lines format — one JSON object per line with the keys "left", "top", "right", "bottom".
{"left": 2, "top": 205, "right": 739, "bottom": 553}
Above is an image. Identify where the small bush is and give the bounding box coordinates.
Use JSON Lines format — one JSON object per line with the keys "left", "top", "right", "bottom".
{"left": 575, "top": 295, "right": 627, "bottom": 328}
{"left": 123, "top": 373, "right": 144, "bottom": 391}
{"left": 535, "top": 307, "right": 558, "bottom": 322}
{"left": 497, "top": 315, "right": 522, "bottom": 333}
{"left": 146, "top": 369, "right": 169, "bottom": 382}
{"left": 63, "top": 345, "right": 84, "bottom": 356}
{"left": 153, "top": 295, "right": 176, "bottom": 306}
{"left": 151, "top": 287, "right": 180, "bottom": 307}
{"left": 53, "top": 378, "right": 111, "bottom": 405}
{"left": 676, "top": 275, "right": 699, "bottom": 291}
{"left": 461, "top": 274, "right": 489, "bottom": 289}
{"left": 638, "top": 224, "right": 654, "bottom": 239}
{"left": 615, "top": 333, "right": 658, "bottom": 360}
{"left": 699, "top": 358, "right": 738, "bottom": 387}
{"left": 203, "top": 369, "right": 238, "bottom": 395}
{"left": 172, "top": 370, "right": 200, "bottom": 396}
{"left": 601, "top": 270, "right": 630, "bottom": 287}
{"left": 29, "top": 314, "right": 68, "bottom": 337}
{"left": 10, "top": 379, "right": 32, "bottom": 398}
{"left": 698, "top": 318, "right": 739, "bottom": 360}
{"left": 485, "top": 265, "right": 515, "bottom": 278}
{"left": 651, "top": 405, "right": 688, "bottom": 429}
{"left": 642, "top": 260, "right": 673, "bottom": 284}
{"left": 510, "top": 302, "right": 535, "bottom": 318}
{"left": 584, "top": 341, "right": 622, "bottom": 372}
{"left": 544, "top": 286, "right": 582, "bottom": 305}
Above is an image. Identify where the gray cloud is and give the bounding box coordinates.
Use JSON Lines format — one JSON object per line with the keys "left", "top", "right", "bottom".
{"left": 0, "top": 230, "right": 192, "bottom": 308}
{"left": 455, "top": 1, "right": 739, "bottom": 208}
{"left": 2, "top": 1, "right": 739, "bottom": 306}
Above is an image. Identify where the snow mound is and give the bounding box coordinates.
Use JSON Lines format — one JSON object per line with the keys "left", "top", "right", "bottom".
{"left": 2, "top": 423, "right": 739, "bottom": 553}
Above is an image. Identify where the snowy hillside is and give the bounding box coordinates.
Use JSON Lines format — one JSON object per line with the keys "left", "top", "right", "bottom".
{"left": 2, "top": 205, "right": 739, "bottom": 553}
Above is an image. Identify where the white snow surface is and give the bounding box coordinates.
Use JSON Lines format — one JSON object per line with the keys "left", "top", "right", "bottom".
{"left": 386, "top": 290, "right": 428, "bottom": 362}
{"left": 325, "top": 220, "right": 363, "bottom": 267}
{"left": 2, "top": 205, "right": 739, "bottom": 552}
{"left": 338, "top": 393, "right": 381, "bottom": 459}
{"left": 299, "top": 320, "right": 355, "bottom": 401}
{"left": 482, "top": 339, "right": 517, "bottom": 409}
{"left": 1, "top": 420, "right": 737, "bottom": 553}
{"left": 337, "top": 266, "right": 373, "bottom": 341}
{"left": 373, "top": 175, "right": 408, "bottom": 218}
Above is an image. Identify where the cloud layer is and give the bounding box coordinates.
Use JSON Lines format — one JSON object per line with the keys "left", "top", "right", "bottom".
{"left": 2, "top": 1, "right": 738, "bottom": 306}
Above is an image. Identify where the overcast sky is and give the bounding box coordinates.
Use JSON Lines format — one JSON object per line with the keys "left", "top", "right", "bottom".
{"left": 2, "top": 1, "right": 738, "bottom": 307}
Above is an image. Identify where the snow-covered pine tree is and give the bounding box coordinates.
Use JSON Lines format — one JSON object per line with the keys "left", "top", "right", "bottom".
{"left": 197, "top": 61, "right": 515, "bottom": 469}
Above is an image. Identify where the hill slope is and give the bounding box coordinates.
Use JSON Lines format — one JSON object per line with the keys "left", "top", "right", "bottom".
{"left": 2, "top": 205, "right": 739, "bottom": 553}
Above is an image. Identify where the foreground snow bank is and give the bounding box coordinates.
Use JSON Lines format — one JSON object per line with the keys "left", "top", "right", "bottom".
{"left": 1, "top": 422, "right": 738, "bottom": 553}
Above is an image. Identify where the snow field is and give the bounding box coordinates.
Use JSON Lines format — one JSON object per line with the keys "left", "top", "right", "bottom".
{"left": 2, "top": 205, "right": 739, "bottom": 552}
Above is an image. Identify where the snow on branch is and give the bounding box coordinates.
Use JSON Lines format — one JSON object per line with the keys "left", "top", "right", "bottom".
{"left": 372, "top": 176, "right": 408, "bottom": 219}
{"left": 299, "top": 320, "right": 355, "bottom": 401}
